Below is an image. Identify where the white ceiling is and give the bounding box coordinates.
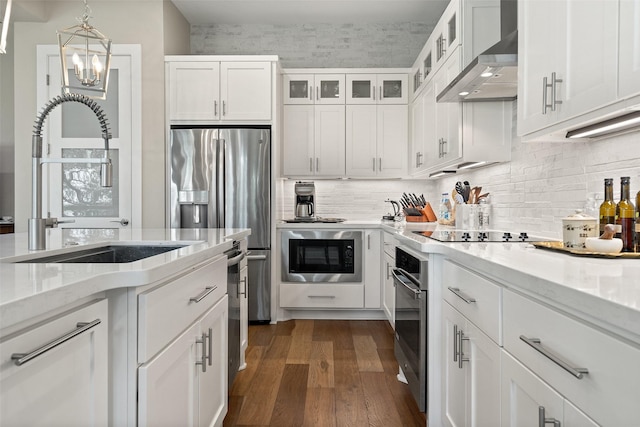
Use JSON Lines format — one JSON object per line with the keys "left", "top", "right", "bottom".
{"left": 170, "top": 0, "right": 450, "bottom": 25}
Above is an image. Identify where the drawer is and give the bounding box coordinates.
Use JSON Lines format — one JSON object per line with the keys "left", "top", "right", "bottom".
{"left": 503, "top": 289, "right": 640, "bottom": 427}
{"left": 138, "top": 255, "right": 227, "bottom": 362}
{"left": 383, "top": 232, "right": 398, "bottom": 257}
{"left": 442, "top": 259, "right": 501, "bottom": 344}
{"left": 280, "top": 283, "right": 364, "bottom": 309}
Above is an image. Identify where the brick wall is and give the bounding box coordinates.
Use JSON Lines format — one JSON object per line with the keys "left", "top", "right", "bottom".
{"left": 191, "top": 23, "right": 433, "bottom": 68}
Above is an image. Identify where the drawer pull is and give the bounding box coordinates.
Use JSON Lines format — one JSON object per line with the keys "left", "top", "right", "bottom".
{"left": 11, "top": 319, "right": 101, "bottom": 366}
{"left": 520, "top": 335, "right": 589, "bottom": 379}
{"left": 307, "top": 295, "right": 336, "bottom": 299}
{"left": 538, "top": 406, "right": 561, "bottom": 427}
{"left": 458, "top": 329, "right": 469, "bottom": 369}
{"left": 190, "top": 286, "right": 217, "bottom": 303}
{"left": 448, "top": 287, "right": 476, "bottom": 304}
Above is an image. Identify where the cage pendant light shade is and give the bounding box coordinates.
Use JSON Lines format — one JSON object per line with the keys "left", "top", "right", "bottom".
{"left": 57, "top": 3, "right": 111, "bottom": 99}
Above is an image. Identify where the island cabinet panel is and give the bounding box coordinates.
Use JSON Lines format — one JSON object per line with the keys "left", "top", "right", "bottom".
{"left": 0, "top": 299, "right": 108, "bottom": 427}
{"left": 503, "top": 288, "right": 640, "bottom": 426}
{"left": 138, "top": 295, "right": 228, "bottom": 427}
{"left": 138, "top": 255, "right": 227, "bottom": 362}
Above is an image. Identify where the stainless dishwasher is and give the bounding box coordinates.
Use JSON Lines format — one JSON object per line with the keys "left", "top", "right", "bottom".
{"left": 226, "top": 243, "right": 245, "bottom": 388}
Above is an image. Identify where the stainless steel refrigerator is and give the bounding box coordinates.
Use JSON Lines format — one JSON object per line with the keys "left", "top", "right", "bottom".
{"left": 169, "top": 127, "right": 271, "bottom": 323}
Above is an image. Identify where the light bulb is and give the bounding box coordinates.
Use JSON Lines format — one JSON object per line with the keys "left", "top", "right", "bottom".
{"left": 72, "top": 52, "right": 81, "bottom": 65}
{"left": 92, "top": 54, "right": 102, "bottom": 72}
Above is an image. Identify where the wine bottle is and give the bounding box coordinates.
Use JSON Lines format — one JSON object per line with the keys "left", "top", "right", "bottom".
{"left": 615, "top": 177, "right": 635, "bottom": 252}
{"left": 636, "top": 188, "right": 640, "bottom": 252}
{"left": 599, "top": 178, "right": 615, "bottom": 235}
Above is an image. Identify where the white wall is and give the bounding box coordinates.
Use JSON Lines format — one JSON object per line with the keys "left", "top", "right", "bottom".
{"left": 12, "top": 0, "right": 189, "bottom": 232}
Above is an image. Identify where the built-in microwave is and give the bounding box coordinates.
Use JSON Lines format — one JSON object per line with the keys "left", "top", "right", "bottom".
{"left": 281, "top": 230, "right": 363, "bottom": 283}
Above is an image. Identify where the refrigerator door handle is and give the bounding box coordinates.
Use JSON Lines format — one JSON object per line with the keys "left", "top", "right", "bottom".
{"left": 217, "top": 138, "right": 226, "bottom": 228}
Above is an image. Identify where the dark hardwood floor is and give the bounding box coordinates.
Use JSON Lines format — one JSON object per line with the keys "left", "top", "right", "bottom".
{"left": 224, "top": 319, "right": 427, "bottom": 427}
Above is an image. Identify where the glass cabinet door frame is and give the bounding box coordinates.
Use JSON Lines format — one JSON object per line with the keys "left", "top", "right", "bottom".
{"left": 283, "top": 73, "right": 346, "bottom": 105}
{"left": 346, "top": 73, "right": 408, "bottom": 105}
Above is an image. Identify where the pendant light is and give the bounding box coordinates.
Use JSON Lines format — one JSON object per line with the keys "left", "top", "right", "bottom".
{"left": 57, "top": 0, "right": 111, "bottom": 99}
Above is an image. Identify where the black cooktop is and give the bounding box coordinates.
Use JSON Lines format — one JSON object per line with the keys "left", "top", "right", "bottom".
{"left": 414, "top": 230, "right": 548, "bottom": 243}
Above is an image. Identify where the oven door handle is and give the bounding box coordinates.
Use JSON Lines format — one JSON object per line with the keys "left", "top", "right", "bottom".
{"left": 392, "top": 268, "right": 422, "bottom": 299}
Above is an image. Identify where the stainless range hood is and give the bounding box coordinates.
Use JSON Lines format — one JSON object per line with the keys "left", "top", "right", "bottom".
{"left": 437, "top": 0, "right": 517, "bottom": 103}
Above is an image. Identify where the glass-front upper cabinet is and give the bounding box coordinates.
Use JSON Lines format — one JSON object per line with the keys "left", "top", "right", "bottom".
{"left": 346, "top": 74, "right": 408, "bottom": 104}
{"left": 434, "top": 0, "right": 460, "bottom": 70}
{"left": 283, "top": 73, "right": 345, "bottom": 104}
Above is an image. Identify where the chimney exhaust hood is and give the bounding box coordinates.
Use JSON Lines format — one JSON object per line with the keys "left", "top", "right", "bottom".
{"left": 437, "top": 0, "right": 518, "bottom": 103}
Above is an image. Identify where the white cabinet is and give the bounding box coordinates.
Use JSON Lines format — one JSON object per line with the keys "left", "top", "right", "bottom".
{"left": 364, "top": 229, "right": 382, "bottom": 309}
{"left": 239, "top": 255, "right": 248, "bottom": 369}
{"left": 410, "top": 85, "right": 428, "bottom": 174}
{"left": 168, "top": 60, "right": 272, "bottom": 122}
{"left": 501, "top": 351, "right": 599, "bottom": 427}
{"left": 346, "top": 74, "right": 408, "bottom": 104}
{"left": 441, "top": 261, "right": 501, "bottom": 427}
{"left": 346, "top": 104, "right": 408, "bottom": 177}
{"left": 517, "top": 0, "right": 618, "bottom": 138}
{"left": 138, "top": 295, "right": 228, "bottom": 427}
{"left": 0, "top": 299, "right": 108, "bottom": 427}
{"left": 282, "top": 104, "right": 345, "bottom": 177}
{"left": 283, "top": 73, "right": 345, "bottom": 105}
{"left": 382, "top": 232, "right": 398, "bottom": 327}
{"left": 503, "top": 288, "right": 639, "bottom": 426}
{"left": 433, "top": 1, "right": 460, "bottom": 72}
{"left": 136, "top": 255, "right": 229, "bottom": 427}
{"left": 619, "top": 0, "right": 640, "bottom": 98}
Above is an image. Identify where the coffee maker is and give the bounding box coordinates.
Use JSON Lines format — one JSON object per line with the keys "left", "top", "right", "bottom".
{"left": 294, "top": 181, "right": 316, "bottom": 220}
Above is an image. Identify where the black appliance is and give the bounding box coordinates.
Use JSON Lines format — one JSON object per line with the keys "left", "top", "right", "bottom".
{"left": 393, "top": 246, "right": 429, "bottom": 412}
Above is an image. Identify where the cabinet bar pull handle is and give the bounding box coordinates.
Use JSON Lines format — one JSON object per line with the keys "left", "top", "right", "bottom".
{"left": 379, "top": 86, "right": 382, "bottom": 100}
{"left": 550, "top": 72, "right": 563, "bottom": 112}
{"left": 372, "top": 158, "right": 376, "bottom": 172}
{"left": 372, "top": 86, "right": 375, "bottom": 100}
{"left": 190, "top": 286, "right": 217, "bottom": 303}
{"left": 240, "top": 276, "right": 248, "bottom": 296}
{"left": 222, "top": 100, "right": 226, "bottom": 116}
{"left": 309, "top": 158, "right": 313, "bottom": 172}
{"left": 386, "top": 262, "right": 391, "bottom": 280}
{"left": 538, "top": 406, "right": 561, "bottom": 427}
{"left": 379, "top": 157, "right": 382, "bottom": 171}
{"left": 316, "top": 86, "right": 319, "bottom": 101}
{"left": 316, "top": 157, "right": 319, "bottom": 172}
{"left": 520, "top": 335, "right": 588, "bottom": 379}
{"left": 458, "top": 329, "right": 469, "bottom": 369}
{"left": 207, "top": 328, "right": 213, "bottom": 366}
{"left": 214, "top": 100, "right": 218, "bottom": 116}
{"left": 453, "top": 324, "right": 459, "bottom": 362}
{"left": 368, "top": 234, "right": 371, "bottom": 249}
{"left": 448, "top": 287, "right": 476, "bottom": 304}
{"left": 307, "top": 295, "right": 336, "bottom": 299}
{"left": 195, "top": 332, "right": 207, "bottom": 372}
{"left": 309, "top": 86, "right": 312, "bottom": 101}
{"left": 11, "top": 319, "right": 101, "bottom": 366}
{"left": 542, "top": 76, "right": 552, "bottom": 114}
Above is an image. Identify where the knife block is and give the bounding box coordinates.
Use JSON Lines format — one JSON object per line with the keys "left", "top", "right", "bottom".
{"left": 404, "top": 203, "right": 437, "bottom": 222}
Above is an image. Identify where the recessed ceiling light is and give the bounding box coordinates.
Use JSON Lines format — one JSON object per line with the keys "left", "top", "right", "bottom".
{"left": 459, "top": 91, "right": 470, "bottom": 96}
{"left": 481, "top": 72, "right": 493, "bottom": 78}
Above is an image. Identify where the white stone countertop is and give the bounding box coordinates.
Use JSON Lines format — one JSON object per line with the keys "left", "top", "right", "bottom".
{"left": 0, "top": 228, "right": 250, "bottom": 331}
{"left": 380, "top": 222, "right": 640, "bottom": 344}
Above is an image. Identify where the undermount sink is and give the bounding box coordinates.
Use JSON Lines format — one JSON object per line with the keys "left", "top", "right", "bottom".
{"left": 14, "top": 244, "right": 188, "bottom": 264}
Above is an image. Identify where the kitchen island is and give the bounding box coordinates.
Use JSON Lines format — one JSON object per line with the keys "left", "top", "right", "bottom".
{"left": 0, "top": 227, "right": 249, "bottom": 427}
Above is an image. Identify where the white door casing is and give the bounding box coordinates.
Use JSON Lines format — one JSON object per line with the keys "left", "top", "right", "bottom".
{"left": 36, "top": 44, "right": 141, "bottom": 230}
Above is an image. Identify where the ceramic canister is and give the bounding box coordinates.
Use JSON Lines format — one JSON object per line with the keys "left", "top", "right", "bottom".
{"left": 562, "top": 210, "right": 598, "bottom": 248}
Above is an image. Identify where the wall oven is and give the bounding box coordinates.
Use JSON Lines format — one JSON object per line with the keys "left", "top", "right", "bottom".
{"left": 281, "top": 230, "right": 363, "bottom": 283}
{"left": 393, "top": 246, "right": 428, "bottom": 412}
